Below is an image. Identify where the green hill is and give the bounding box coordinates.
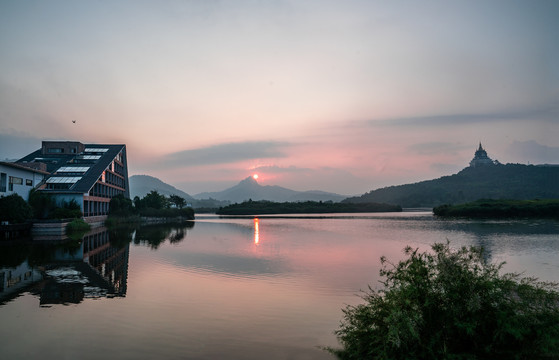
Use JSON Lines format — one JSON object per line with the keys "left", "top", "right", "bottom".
{"left": 344, "top": 164, "right": 559, "bottom": 208}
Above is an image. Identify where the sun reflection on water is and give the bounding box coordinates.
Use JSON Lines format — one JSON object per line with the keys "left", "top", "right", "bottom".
{"left": 254, "top": 218, "right": 260, "bottom": 245}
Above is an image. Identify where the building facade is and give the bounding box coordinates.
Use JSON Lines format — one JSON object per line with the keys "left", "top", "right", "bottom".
{"left": 16, "top": 141, "right": 129, "bottom": 220}
{"left": 0, "top": 161, "right": 49, "bottom": 201}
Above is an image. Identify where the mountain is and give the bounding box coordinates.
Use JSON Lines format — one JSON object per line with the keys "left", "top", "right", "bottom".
{"left": 129, "top": 175, "right": 195, "bottom": 201}
{"left": 344, "top": 164, "right": 559, "bottom": 208}
{"left": 194, "top": 176, "right": 347, "bottom": 203}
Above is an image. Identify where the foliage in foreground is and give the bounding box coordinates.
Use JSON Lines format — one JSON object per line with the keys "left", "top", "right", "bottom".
{"left": 329, "top": 242, "right": 559, "bottom": 360}
{"left": 433, "top": 198, "right": 559, "bottom": 219}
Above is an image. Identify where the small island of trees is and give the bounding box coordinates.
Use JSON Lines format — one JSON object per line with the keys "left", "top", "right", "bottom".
{"left": 433, "top": 199, "right": 559, "bottom": 219}
{"left": 216, "top": 200, "right": 402, "bottom": 215}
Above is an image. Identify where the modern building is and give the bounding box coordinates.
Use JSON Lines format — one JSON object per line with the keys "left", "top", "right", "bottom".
{"left": 16, "top": 141, "right": 129, "bottom": 220}
{"left": 469, "top": 143, "right": 496, "bottom": 168}
{"left": 0, "top": 161, "right": 49, "bottom": 201}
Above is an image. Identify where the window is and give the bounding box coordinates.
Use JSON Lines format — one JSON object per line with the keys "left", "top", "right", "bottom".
{"left": 8, "top": 176, "right": 23, "bottom": 191}
{"left": 47, "top": 148, "right": 63, "bottom": 153}
{"left": 46, "top": 176, "right": 82, "bottom": 184}
{"left": 84, "top": 148, "right": 108, "bottom": 153}
{"left": 56, "top": 166, "right": 90, "bottom": 174}
{"left": 0, "top": 172, "right": 6, "bottom": 192}
{"left": 26, "top": 179, "right": 33, "bottom": 186}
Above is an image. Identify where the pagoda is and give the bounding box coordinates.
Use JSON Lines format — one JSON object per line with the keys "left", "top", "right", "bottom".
{"left": 469, "top": 143, "right": 495, "bottom": 167}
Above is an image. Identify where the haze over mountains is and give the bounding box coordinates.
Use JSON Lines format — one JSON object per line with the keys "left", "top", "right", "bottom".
{"left": 129, "top": 175, "right": 195, "bottom": 202}
{"left": 194, "top": 176, "right": 347, "bottom": 203}
{"left": 129, "top": 175, "right": 347, "bottom": 205}
{"left": 131, "top": 162, "right": 558, "bottom": 209}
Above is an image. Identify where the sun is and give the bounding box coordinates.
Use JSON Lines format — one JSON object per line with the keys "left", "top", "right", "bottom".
{"left": 253, "top": 174, "right": 259, "bottom": 180}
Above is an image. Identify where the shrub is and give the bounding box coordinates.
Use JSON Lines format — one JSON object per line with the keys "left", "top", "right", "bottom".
{"left": 329, "top": 242, "right": 559, "bottom": 359}
{"left": 0, "top": 193, "right": 33, "bottom": 224}
{"left": 109, "top": 194, "right": 135, "bottom": 216}
{"left": 66, "top": 218, "right": 91, "bottom": 235}
{"left": 52, "top": 199, "right": 82, "bottom": 219}
{"left": 28, "top": 189, "right": 56, "bottom": 219}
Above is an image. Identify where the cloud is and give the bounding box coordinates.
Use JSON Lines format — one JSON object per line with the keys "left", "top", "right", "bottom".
{"left": 161, "top": 141, "right": 291, "bottom": 167}
{"left": 250, "top": 165, "right": 310, "bottom": 174}
{"left": 369, "top": 103, "right": 558, "bottom": 127}
{"left": 407, "top": 142, "right": 469, "bottom": 155}
{"left": 505, "top": 140, "right": 559, "bottom": 164}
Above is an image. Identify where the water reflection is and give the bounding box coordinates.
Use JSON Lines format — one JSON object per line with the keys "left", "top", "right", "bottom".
{"left": 1, "top": 214, "right": 557, "bottom": 360}
{"left": 0, "top": 228, "right": 129, "bottom": 306}
{"left": 254, "top": 217, "right": 260, "bottom": 245}
{"left": 133, "top": 221, "right": 194, "bottom": 249}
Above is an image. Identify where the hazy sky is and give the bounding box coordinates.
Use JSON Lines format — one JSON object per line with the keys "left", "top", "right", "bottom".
{"left": 1, "top": 0, "right": 557, "bottom": 195}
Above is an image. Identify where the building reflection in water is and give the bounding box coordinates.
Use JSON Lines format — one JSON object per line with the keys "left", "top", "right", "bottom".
{"left": 0, "top": 226, "right": 130, "bottom": 306}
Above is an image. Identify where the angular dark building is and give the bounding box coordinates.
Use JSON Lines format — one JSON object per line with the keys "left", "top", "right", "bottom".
{"left": 17, "top": 141, "right": 129, "bottom": 221}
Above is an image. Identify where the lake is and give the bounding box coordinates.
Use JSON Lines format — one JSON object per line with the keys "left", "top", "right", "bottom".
{"left": 1, "top": 212, "right": 558, "bottom": 359}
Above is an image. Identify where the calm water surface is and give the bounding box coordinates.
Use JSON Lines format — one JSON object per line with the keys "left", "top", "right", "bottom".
{"left": 1, "top": 212, "right": 558, "bottom": 359}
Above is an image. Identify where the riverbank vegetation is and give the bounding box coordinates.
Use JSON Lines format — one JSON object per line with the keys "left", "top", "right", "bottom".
{"left": 328, "top": 242, "right": 559, "bottom": 359}
{"left": 108, "top": 191, "right": 195, "bottom": 224}
{"left": 433, "top": 199, "right": 559, "bottom": 219}
{"left": 215, "top": 200, "right": 402, "bottom": 215}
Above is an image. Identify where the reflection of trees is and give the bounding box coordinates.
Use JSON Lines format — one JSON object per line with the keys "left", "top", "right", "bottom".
{"left": 0, "top": 242, "right": 30, "bottom": 268}
{"left": 169, "top": 229, "right": 185, "bottom": 243}
{"left": 134, "top": 222, "right": 194, "bottom": 249}
{"left": 109, "top": 224, "right": 135, "bottom": 249}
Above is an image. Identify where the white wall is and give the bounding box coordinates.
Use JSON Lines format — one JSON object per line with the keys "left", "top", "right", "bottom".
{"left": 0, "top": 164, "right": 46, "bottom": 201}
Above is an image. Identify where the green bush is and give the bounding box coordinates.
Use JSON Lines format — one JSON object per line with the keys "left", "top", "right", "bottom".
{"left": 0, "top": 193, "right": 33, "bottom": 224}
{"left": 65, "top": 219, "right": 91, "bottom": 240}
{"left": 52, "top": 199, "right": 82, "bottom": 219}
{"left": 109, "top": 194, "right": 135, "bottom": 216}
{"left": 329, "top": 242, "right": 559, "bottom": 359}
{"left": 28, "top": 189, "right": 56, "bottom": 219}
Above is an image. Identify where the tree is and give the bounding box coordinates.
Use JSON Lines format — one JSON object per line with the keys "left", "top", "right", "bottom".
{"left": 109, "top": 194, "right": 135, "bottom": 215}
{"left": 0, "top": 193, "right": 33, "bottom": 224}
{"left": 142, "top": 190, "right": 168, "bottom": 209}
{"left": 169, "top": 194, "right": 186, "bottom": 209}
{"left": 329, "top": 242, "right": 559, "bottom": 359}
{"left": 28, "top": 189, "right": 56, "bottom": 219}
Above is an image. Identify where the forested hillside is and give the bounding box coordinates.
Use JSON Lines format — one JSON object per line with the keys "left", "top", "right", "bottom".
{"left": 344, "top": 164, "right": 559, "bottom": 208}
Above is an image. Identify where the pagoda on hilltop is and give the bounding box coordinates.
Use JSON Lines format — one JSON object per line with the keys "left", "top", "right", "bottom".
{"left": 469, "top": 142, "right": 497, "bottom": 167}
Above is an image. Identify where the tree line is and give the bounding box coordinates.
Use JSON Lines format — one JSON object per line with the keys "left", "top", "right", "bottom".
{"left": 216, "top": 200, "right": 402, "bottom": 215}
{"left": 0, "top": 190, "right": 194, "bottom": 225}
{"left": 109, "top": 190, "right": 194, "bottom": 220}
{"left": 433, "top": 199, "right": 559, "bottom": 219}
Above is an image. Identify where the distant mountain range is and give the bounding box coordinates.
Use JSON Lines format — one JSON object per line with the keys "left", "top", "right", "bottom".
{"left": 131, "top": 163, "right": 558, "bottom": 210}
{"left": 344, "top": 164, "right": 559, "bottom": 208}
{"left": 129, "top": 175, "right": 347, "bottom": 206}
{"left": 129, "top": 175, "right": 196, "bottom": 201}
{"left": 194, "top": 176, "right": 347, "bottom": 203}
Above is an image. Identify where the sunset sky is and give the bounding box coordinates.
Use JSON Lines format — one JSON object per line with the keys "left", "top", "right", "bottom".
{"left": 1, "top": 0, "right": 557, "bottom": 195}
